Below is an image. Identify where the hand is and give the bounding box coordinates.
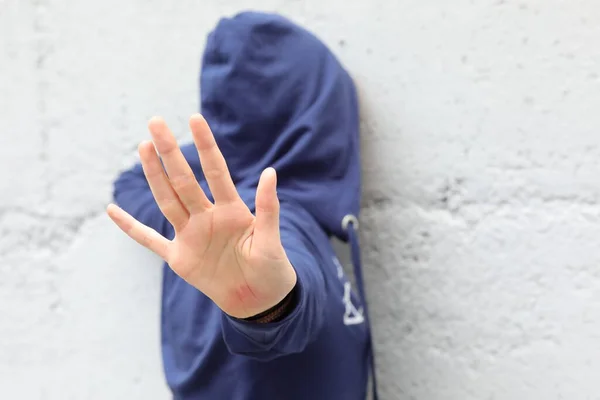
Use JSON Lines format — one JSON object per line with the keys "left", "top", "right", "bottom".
{"left": 107, "top": 114, "right": 297, "bottom": 318}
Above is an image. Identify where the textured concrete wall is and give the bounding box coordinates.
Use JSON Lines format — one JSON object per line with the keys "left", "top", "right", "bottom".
{"left": 2, "top": 1, "right": 600, "bottom": 399}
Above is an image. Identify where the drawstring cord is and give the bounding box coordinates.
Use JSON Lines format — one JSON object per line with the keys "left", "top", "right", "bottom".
{"left": 343, "top": 215, "right": 379, "bottom": 400}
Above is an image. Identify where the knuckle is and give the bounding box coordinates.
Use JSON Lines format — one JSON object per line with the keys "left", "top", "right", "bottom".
{"left": 197, "top": 139, "right": 217, "bottom": 152}
{"left": 159, "top": 141, "right": 179, "bottom": 156}
{"left": 159, "top": 198, "right": 182, "bottom": 215}
{"left": 169, "top": 173, "right": 196, "bottom": 191}
{"left": 140, "top": 233, "right": 153, "bottom": 247}
{"left": 203, "top": 166, "right": 226, "bottom": 180}
{"left": 255, "top": 205, "right": 275, "bottom": 214}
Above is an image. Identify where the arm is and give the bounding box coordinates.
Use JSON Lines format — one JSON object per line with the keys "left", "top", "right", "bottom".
{"left": 108, "top": 115, "right": 302, "bottom": 352}
{"left": 220, "top": 208, "right": 327, "bottom": 361}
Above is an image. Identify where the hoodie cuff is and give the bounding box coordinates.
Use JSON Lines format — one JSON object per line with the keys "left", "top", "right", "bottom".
{"left": 242, "top": 284, "right": 298, "bottom": 324}
{"left": 221, "top": 271, "right": 306, "bottom": 348}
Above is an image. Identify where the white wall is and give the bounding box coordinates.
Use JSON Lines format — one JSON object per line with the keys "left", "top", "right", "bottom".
{"left": 2, "top": 1, "right": 600, "bottom": 399}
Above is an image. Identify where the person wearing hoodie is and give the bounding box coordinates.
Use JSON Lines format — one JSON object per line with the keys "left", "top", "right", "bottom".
{"left": 108, "top": 11, "right": 377, "bottom": 400}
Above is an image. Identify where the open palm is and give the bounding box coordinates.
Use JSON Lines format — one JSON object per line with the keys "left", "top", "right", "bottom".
{"left": 107, "top": 114, "right": 297, "bottom": 318}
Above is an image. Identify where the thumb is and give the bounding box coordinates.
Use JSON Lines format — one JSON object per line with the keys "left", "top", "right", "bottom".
{"left": 253, "top": 167, "right": 281, "bottom": 249}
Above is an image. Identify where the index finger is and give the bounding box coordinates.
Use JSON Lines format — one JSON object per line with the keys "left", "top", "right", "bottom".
{"left": 189, "top": 114, "right": 239, "bottom": 204}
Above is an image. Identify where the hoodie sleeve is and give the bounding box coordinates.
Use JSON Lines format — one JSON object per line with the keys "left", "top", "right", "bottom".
{"left": 112, "top": 160, "right": 173, "bottom": 238}
{"left": 220, "top": 206, "right": 328, "bottom": 361}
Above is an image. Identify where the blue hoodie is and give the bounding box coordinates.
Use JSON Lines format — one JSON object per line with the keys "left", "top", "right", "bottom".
{"left": 114, "top": 12, "right": 376, "bottom": 400}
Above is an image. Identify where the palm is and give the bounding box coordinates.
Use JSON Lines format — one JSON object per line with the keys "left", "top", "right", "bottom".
{"left": 107, "top": 115, "right": 296, "bottom": 318}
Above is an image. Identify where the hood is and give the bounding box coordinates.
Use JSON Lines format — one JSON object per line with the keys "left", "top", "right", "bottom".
{"left": 200, "top": 11, "right": 361, "bottom": 240}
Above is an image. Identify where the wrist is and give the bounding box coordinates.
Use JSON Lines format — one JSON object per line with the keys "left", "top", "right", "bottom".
{"left": 243, "top": 284, "right": 298, "bottom": 324}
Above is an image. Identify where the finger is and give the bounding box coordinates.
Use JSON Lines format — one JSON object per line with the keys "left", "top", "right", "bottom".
{"left": 138, "top": 140, "right": 189, "bottom": 230}
{"left": 148, "top": 117, "right": 212, "bottom": 213}
{"left": 189, "top": 114, "right": 239, "bottom": 204}
{"left": 253, "top": 168, "right": 282, "bottom": 250}
{"left": 106, "top": 204, "right": 170, "bottom": 260}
